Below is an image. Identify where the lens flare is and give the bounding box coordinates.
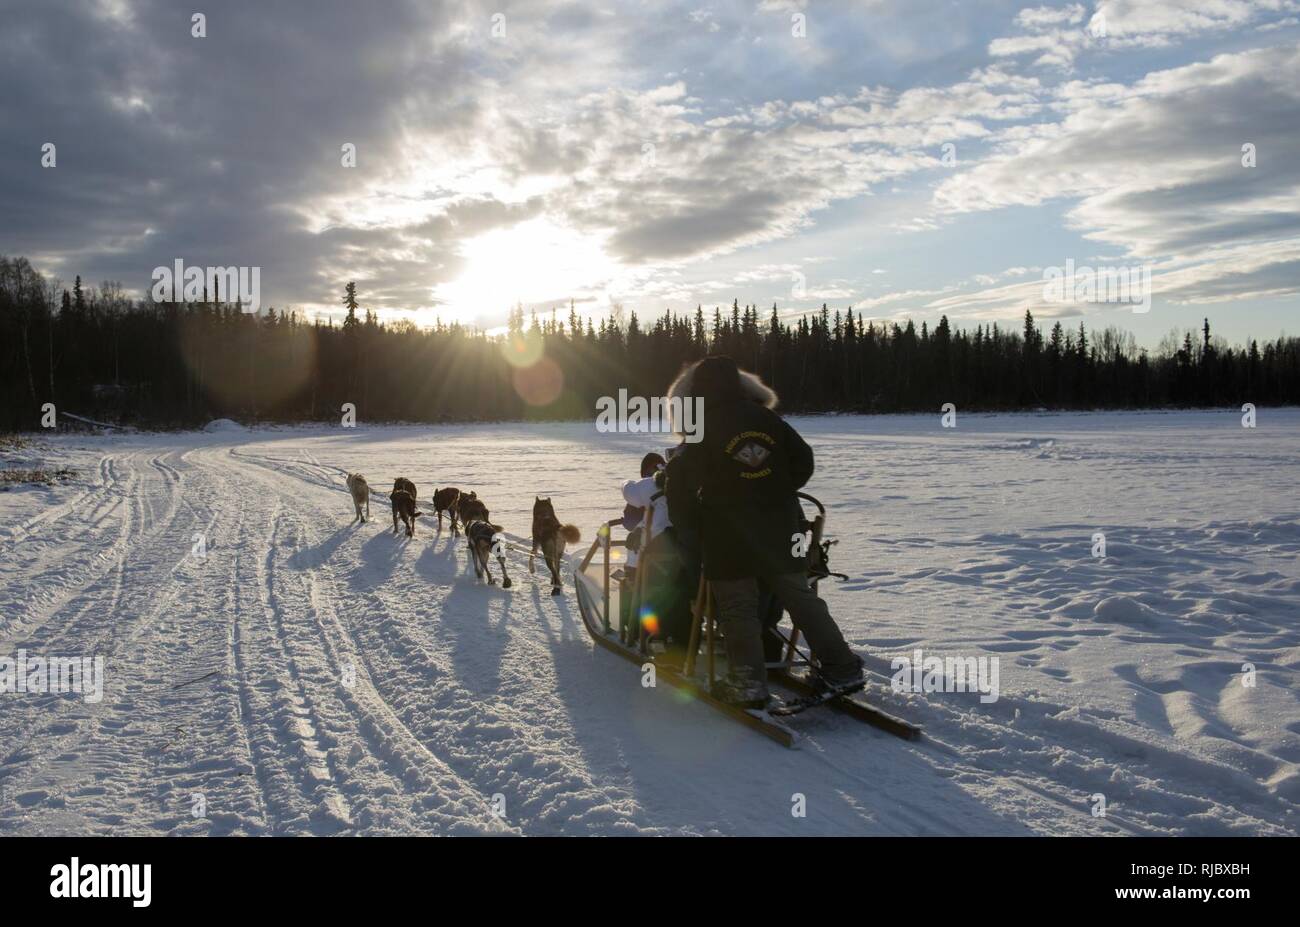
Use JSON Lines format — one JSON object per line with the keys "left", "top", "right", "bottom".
{"left": 512, "top": 356, "right": 563, "bottom": 407}
{"left": 501, "top": 331, "right": 543, "bottom": 368}
{"left": 179, "top": 312, "right": 316, "bottom": 411}
{"left": 639, "top": 606, "right": 659, "bottom": 636}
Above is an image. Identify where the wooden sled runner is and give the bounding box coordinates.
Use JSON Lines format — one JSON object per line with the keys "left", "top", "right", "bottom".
{"left": 571, "top": 493, "right": 921, "bottom": 747}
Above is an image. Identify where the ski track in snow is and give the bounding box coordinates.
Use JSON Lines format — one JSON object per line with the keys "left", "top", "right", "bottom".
{"left": 1, "top": 409, "right": 1297, "bottom": 835}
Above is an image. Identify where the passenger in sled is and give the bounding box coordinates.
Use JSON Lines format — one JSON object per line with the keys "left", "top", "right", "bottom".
{"left": 620, "top": 450, "right": 697, "bottom": 665}
{"left": 614, "top": 452, "right": 660, "bottom": 642}
{"left": 664, "top": 355, "right": 864, "bottom": 708}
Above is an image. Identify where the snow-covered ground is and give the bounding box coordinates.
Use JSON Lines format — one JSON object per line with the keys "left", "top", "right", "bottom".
{"left": 1, "top": 409, "right": 1297, "bottom": 836}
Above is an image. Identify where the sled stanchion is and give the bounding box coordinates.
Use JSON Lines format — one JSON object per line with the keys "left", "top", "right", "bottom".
{"left": 578, "top": 538, "right": 599, "bottom": 573}
{"left": 808, "top": 512, "right": 826, "bottom": 577}
{"left": 579, "top": 537, "right": 605, "bottom": 632}
{"left": 602, "top": 527, "right": 611, "bottom": 634}
{"left": 633, "top": 504, "right": 654, "bottom": 655}
{"left": 684, "top": 575, "right": 706, "bottom": 678}
{"left": 784, "top": 510, "right": 824, "bottom": 665}
{"left": 706, "top": 585, "right": 716, "bottom": 690}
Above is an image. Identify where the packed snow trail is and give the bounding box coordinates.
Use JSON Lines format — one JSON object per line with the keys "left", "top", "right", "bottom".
{"left": 1, "top": 410, "right": 1297, "bottom": 835}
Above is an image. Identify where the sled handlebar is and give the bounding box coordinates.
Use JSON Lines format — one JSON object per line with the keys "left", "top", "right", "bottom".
{"left": 797, "top": 491, "right": 825, "bottom": 516}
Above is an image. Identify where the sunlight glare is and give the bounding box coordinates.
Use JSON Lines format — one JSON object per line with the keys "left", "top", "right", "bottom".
{"left": 436, "top": 218, "right": 616, "bottom": 327}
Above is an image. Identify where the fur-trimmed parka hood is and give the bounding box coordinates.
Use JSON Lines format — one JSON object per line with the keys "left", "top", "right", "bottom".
{"left": 667, "top": 355, "right": 778, "bottom": 411}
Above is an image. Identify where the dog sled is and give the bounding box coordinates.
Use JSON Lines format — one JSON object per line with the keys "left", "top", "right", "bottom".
{"left": 572, "top": 492, "right": 921, "bottom": 748}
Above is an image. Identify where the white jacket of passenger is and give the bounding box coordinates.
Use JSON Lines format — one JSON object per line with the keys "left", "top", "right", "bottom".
{"left": 621, "top": 476, "right": 671, "bottom": 568}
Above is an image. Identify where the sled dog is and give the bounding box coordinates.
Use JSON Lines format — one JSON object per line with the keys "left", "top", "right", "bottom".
{"left": 346, "top": 473, "right": 370, "bottom": 523}
{"left": 390, "top": 488, "right": 423, "bottom": 537}
{"left": 433, "top": 487, "right": 462, "bottom": 534}
{"left": 466, "top": 518, "right": 511, "bottom": 588}
{"left": 456, "top": 491, "right": 489, "bottom": 528}
{"left": 529, "top": 497, "right": 580, "bottom": 595}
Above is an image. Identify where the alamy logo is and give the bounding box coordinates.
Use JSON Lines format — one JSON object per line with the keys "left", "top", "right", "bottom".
{"left": 595, "top": 389, "right": 704, "bottom": 443}
{"left": 0, "top": 650, "right": 104, "bottom": 703}
{"left": 151, "top": 259, "right": 261, "bottom": 312}
{"left": 1042, "top": 259, "right": 1151, "bottom": 313}
{"left": 891, "top": 649, "right": 1000, "bottom": 704}
{"left": 50, "top": 858, "right": 151, "bottom": 907}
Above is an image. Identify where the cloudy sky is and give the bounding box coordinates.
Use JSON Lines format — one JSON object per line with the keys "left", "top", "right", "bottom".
{"left": 3, "top": 0, "right": 1299, "bottom": 346}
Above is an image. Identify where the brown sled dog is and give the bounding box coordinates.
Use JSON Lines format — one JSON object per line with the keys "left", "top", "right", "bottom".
{"left": 432, "top": 487, "right": 461, "bottom": 534}
{"left": 392, "top": 477, "right": 417, "bottom": 501}
{"left": 390, "top": 487, "right": 423, "bottom": 537}
{"left": 529, "top": 497, "right": 580, "bottom": 595}
{"left": 465, "top": 518, "right": 511, "bottom": 588}
{"left": 346, "top": 473, "right": 370, "bottom": 523}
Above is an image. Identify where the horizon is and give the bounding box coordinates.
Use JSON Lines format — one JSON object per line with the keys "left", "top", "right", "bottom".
{"left": 27, "top": 273, "right": 1283, "bottom": 356}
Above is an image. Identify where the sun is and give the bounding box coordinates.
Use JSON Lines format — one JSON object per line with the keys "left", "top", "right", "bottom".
{"left": 436, "top": 218, "right": 618, "bottom": 327}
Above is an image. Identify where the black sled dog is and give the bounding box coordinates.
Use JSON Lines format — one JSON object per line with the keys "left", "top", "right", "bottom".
{"left": 465, "top": 518, "right": 511, "bottom": 588}
{"left": 390, "top": 484, "right": 423, "bottom": 537}
{"left": 529, "top": 497, "right": 580, "bottom": 595}
{"left": 392, "top": 477, "right": 417, "bottom": 501}
{"left": 456, "top": 491, "right": 489, "bottom": 529}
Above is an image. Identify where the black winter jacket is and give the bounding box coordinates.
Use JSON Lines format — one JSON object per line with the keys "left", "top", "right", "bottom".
{"left": 665, "top": 398, "right": 814, "bottom": 581}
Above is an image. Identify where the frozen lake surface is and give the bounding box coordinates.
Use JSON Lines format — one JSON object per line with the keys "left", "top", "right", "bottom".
{"left": 1, "top": 408, "right": 1296, "bottom": 835}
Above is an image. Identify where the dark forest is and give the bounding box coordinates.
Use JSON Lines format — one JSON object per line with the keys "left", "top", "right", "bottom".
{"left": 2, "top": 255, "right": 1297, "bottom": 431}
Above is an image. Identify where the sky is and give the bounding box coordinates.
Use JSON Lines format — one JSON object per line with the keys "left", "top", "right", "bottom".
{"left": 3, "top": 0, "right": 1299, "bottom": 349}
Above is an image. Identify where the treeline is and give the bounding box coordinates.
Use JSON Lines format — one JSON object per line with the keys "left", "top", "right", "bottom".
{"left": 2, "top": 254, "right": 1298, "bottom": 431}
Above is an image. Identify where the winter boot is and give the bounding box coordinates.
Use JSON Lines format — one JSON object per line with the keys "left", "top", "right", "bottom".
{"left": 810, "top": 654, "right": 865, "bottom": 696}
{"left": 712, "top": 668, "right": 770, "bottom": 709}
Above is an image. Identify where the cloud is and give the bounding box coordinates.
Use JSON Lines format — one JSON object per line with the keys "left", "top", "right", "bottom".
{"left": 1090, "top": 0, "right": 1297, "bottom": 45}
{"left": 930, "top": 45, "right": 1300, "bottom": 308}
{"left": 2, "top": 0, "right": 1297, "bottom": 331}
{"left": 0, "top": 0, "right": 1054, "bottom": 320}
{"left": 990, "top": 0, "right": 1300, "bottom": 70}
{"left": 1017, "top": 4, "right": 1088, "bottom": 29}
